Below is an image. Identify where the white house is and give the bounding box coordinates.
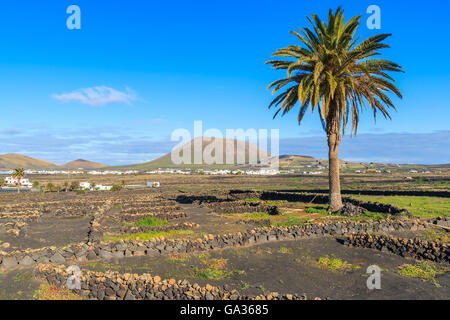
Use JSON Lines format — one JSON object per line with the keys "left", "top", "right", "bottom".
{"left": 80, "top": 182, "right": 91, "bottom": 189}
{"left": 4, "top": 177, "right": 32, "bottom": 188}
{"left": 146, "top": 182, "right": 160, "bottom": 188}
{"left": 95, "top": 185, "right": 113, "bottom": 191}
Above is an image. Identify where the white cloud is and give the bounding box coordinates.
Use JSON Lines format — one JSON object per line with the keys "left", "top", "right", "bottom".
{"left": 52, "top": 86, "right": 137, "bottom": 106}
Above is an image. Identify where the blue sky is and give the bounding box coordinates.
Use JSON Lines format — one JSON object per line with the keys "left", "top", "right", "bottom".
{"left": 0, "top": 0, "right": 449, "bottom": 165}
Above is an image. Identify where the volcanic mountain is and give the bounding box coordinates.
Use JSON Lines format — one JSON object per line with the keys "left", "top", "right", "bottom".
{"left": 115, "top": 136, "right": 274, "bottom": 169}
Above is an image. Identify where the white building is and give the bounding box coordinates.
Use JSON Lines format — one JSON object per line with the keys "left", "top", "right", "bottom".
{"left": 146, "top": 182, "right": 160, "bottom": 188}
{"left": 95, "top": 185, "right": 113, "bottom": 191}
{"left": 80, "top": 182, "right": 91, "bottom": 190}
{"left": 4, "top": 177, "right": 32, "bottom": 188}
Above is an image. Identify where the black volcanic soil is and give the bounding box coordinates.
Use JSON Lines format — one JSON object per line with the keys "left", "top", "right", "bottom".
{"left": 83, "top": 237, "right": 449, "bottom": 300}
{"left": 0, "top": 215, "right": 91, "bottom": 251}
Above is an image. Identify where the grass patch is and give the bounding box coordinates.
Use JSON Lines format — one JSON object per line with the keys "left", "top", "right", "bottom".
{"left": 33, "top": 284, "right": 82, "bottom": 300}
{"left": 192, "top": 253, "right": 246, "bottom": 280}
{"left": 263, "top": 200, "right": 286, "bottom": 206}
{"left": 316, "top": 254, "right": 360, "bottom": 272}
{"left": 133, "top": 217, "right": 168, "bottom": 227}
{"left": 278, "top": 246, "right": 293, "bottom": 254}
{"left": 274, "top": 216, "right": 311, "bottom": 227}
{"left": 196, "top": 268, "right": 245, "bottom": 280}
{"left": 226, "top": 212, "right": 272, "bottom": 220}
{"left": 343, "top": 210, "right": 389, "bottom": 221}
{"left": 304, "top": 206, "right": 329, "bottom": 215}
{"left": 351, "top": 195, "right": 450, "bottom": 218}
{"left": 104, "top": 229, "right": 193, "bottom": 241}
{"left": 239, "top": 198, "right": 260, "bottom": 203}
{"left": 168, "top": 253, "right": 192, "bottom": 266}
{"left": 398, "top": 261, "right": 448, "bottom": 286}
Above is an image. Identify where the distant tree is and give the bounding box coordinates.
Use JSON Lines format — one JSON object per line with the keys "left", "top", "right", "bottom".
{"left": 110, "top": 185, "right": 122, "bottom": 192}
{"left": 56, "top": 185, "right": 62, "bottom": 193}
{"left": 32, "top": 181, "right": 40, "bottom": 190}
{"left": 12, "top": 168, "right": 25, "bottom": 193}
{"left": 64, "top": 181, "right": 69, "bottom": 192}
{"left": 46, "top": 182, "right": 54, "bottom": 192}
{"left": 120, "top": 180, "right": 127, "bottom": 187}
{"left": 266, "top": 7, "right": 403, "bottom": 211}
{"left": 0, "top": 178, "right": 4, "bottom": 187}
{"left": 70, "top": 181, "right": 80, "bottom": 191}
{"left": 90, "top": 182, "right": 96, "bottom": 191}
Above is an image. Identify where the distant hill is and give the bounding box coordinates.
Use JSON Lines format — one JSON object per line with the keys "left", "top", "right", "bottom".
{"left": 0, "top": 154, "right": 107, "bottom": 170}
{"left": 114, "top": 137, "right": 272, "bottom": 169}
{"left": 63, "top": 159, "right": 108, "bottom": 169}
{"left": 0, "top": 153, "right": 60, "bottom": 170}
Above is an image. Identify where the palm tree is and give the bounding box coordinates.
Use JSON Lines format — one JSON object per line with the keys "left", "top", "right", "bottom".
{"left": 46, "top": 182, "right": 54, "bottom": 192}
{"left": 12, "top": 168, "right": 25, "bottom": 193}
{"left": 266, "top": 7, "right": 403, "bottom": 211}
{"left": 70, "top": 181, "right": 80, "bottom": 191}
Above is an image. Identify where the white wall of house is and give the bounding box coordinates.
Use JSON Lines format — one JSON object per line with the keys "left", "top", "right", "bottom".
{"left": 4, "top": 176, "right": 32, "bottom": 188}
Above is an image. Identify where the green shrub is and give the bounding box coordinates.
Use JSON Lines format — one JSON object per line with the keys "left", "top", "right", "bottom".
{"left": 110, "top": 185, "right": 122, "bottom": 192}
{"left": 134, "top": 217, "right": 168, "bottom": 227}
{"left": 398, "top": 261, "right": 446, "bottom": 286}
{"left": 305, "top": 206, "right": 328, "bottom": 214}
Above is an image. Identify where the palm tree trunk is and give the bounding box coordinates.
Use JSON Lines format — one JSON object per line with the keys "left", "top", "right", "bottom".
{"left": 327, "top": 132, "right": 343, "bottom": 211}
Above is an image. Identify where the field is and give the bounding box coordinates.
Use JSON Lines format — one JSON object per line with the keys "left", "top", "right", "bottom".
{"left": 0, "top": 172, "right": 448, "bottom": 300}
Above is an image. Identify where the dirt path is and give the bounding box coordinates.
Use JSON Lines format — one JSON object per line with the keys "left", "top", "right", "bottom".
{"left": 178, "top": 203, "right": 244, "bottom": 235}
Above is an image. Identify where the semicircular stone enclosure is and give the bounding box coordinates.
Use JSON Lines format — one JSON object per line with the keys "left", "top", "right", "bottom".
{"left": 0, "top": 186, "right": 448, "bottom": 300}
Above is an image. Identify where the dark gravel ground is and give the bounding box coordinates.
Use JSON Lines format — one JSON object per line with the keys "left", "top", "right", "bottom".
{"left": 83, "top": 236, "right": 450, "bottom": 300}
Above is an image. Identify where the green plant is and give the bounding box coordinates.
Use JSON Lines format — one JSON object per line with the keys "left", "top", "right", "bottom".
{"left": 398, "top": 261, "right": 447, "bottom": 287}
{"left": 104, "top": 229, "right": 193, "bottom": 241}
{"left": 12, "top": 168, "right": 25, "bottom": 193}
{"left": 46, "top": 182, "right": 54, "bottom": 192}
{"left": 317, "top": 254, "right": 360, "bottom": 272}
{"left": 278, "top": 246, "right": 293, "bottom": 254}
{"left": 133, "top": 217, "right": 168, "bottom": 227}
{"left": 274, "top": 216, "right": 310, "bottom": 227}
{"left": 305, "top": 206, "right": 328, "bottom": 214}
{"left": 110, "top": 185, "right": 122, "bottom": 192}
{"left": 70, "top": 181, "right": 80, "bottom": 191}
{"left": 33, "top": 284, "right": 82, "bottom": 300}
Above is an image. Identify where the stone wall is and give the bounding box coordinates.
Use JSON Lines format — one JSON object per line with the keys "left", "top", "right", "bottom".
{"left": 344, "top": 233, "right": 449, "bottom": 264}
{"left": 0, "top": 219, "right": 428, "bottom": 271}
{"left": 35, "top": 264, "right": 312, "bottom": 300}
{"left": 259, "top": 191, "right": 411, "bottom": 216}
{"left": 119, "top": 222, "right": 198, "bottom": 235}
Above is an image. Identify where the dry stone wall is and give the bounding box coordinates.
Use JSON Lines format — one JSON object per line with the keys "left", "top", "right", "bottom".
{"left": 344, "top": 233, "right": 449, "bottom": 263}
{"left": 0, "top": 219, "right": 428, "bottom": 271}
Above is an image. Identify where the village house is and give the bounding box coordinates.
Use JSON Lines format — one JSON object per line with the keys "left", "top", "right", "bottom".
{"left": 4, "top": 176, "right": 33, "bottom": 188}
